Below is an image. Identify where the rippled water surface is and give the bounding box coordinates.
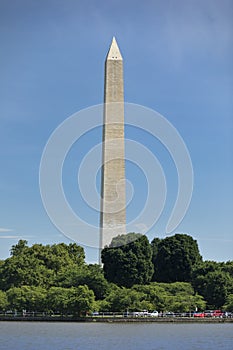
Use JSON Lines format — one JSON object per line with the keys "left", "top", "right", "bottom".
{"left": 0, "top": 322, "right": 232, "bottom": 350}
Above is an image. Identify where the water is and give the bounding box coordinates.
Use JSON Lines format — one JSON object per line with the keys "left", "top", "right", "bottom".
{"left": 0, "top": 322, "right": 232, "bottom": 350}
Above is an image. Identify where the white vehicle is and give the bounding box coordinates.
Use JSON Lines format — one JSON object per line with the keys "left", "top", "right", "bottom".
{"left": 140, "top": 310, "right": 149, "bottom": 317}
{"left": 148, "top": 310, "right": 159, "bottom": 317}
{"left": 133, "top": 310, "right": 149, "bottom": 317}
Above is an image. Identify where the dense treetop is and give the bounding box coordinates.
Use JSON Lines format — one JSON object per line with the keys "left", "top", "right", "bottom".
{"left": 101, "top": 233, "right": 154, "bottom": 287}
{"left": 0, "top": 240, "right": 85, "bottom": 290}
{"left": 0, "top": 234, "right": 232, "bottom": 314}
{"left": 151, "top": 234, "right": 202, "bottom": 282}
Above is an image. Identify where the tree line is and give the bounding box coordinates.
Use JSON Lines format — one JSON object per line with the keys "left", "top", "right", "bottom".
{"left": 0, "top": 233, "right": 232, "bottom": 316}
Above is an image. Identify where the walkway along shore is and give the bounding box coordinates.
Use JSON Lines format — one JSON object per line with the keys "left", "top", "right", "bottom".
{"left": 0, "top": 316, "right": 233, "bottom": 323}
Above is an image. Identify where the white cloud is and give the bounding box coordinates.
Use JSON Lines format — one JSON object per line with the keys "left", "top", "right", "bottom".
{"left": 0, "top": 228, "right": 13, "bottom": 232}
{"left": 0, "top": 228, "right": 35, "bottom": 240}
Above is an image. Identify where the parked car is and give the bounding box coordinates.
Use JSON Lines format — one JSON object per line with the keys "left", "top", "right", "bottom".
{"left": 123, "top": 311, "right": 137, "bottom": 317}
{"left": 204, "top": 310, "right": 214, "bottom": 317}
{"left": 123, "top": 310, "right": 148, "bottom": 317}
{"left": 203, "top": 310, "right": 224, "bottom": 318}
{"left": 139, "top": 310, "right": 149, "bottom": 317}
{"left": 148, "top": 310, "right": 159, "bottom": 317}
{"left": 194, "top": 312, "right": 205, "bottom": 318}
{"left": 212, "top": 310, "right": 224, "bottom": 318}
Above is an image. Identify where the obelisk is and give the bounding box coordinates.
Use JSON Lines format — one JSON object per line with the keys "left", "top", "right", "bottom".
{"left": 100, "top": 37, "right": 126, "bottom": 253}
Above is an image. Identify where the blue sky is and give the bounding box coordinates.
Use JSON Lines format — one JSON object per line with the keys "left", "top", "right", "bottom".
{"left": 0, "top": 0, "right": 232, "bottom": 262}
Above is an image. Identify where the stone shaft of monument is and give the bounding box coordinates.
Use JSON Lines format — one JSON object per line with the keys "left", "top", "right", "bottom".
{"left": 100, "top": 37, "right": 126, "bottom": 251}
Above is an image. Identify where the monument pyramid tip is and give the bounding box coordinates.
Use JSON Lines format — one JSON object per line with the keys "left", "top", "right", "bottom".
{"left": 106, "top": 36, "right": 123, "bottom": 61}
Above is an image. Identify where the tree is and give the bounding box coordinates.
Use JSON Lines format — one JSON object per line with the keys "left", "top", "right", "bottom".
{"left": 10, "top": 240, "right": 28, "bottom": 256}
{"left": 164, "top": 293, "right": 205, "bottom": 313}
{"left": 7, "top": 286, "right": 47, "bottom": 312}
{"left": 73, "top": 264, "right": 109, "bottom": 300}
{"left": 55, "top": 263, "right": 109, "bottom": 300}
{"left": 132, "top": 282, "right": 205, "bottom": 312}
{"left": 47, "top": 287, "right": 70, "bottom": 314}
{"left": 0, "top": 290, "right": 8, "bottom": 311}
{"left": 101, "top": 233, "right": 154, "bottom": 287}
{"left": 223, "top": 294, "right": 233, "bottom": 311}
{"left": 47, "top": 286, "right": 95, "bottom": 316}
{"left": 152, "top": 234, "right": 202, "bottom": 283}
{"left": 192, "top": 261, "right": 232, "bottom": 308}
{"left": 109, "top": 233, "right": 142, "bottom": 247}
{"left": 0, "top": 241, "right": 85, "bottom": 290}
{"left": 222, "top": 261, "right": 233, "bottom": 296}
{"left": 0, "top": 254, "right": 55, "bottom": 290}
{"left": 44, "top": 243, "right": 85, "bottom": 273}
{"left": 151, "top": 238, "right": 161, "bottom": 260}
{"left": 132, "top": 283, "right": 167, "bottom": 311}
{"left": 68, "top": 285, "right": 95, "bottom": 316}
{"left": 103, "top": 285, "right": 152, "bottom": 312}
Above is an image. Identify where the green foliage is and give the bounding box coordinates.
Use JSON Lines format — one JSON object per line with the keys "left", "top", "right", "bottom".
{"left": 0, "top": 241, "right": 85, "bottom": 290}
{"left": 103, "top": 285, "right": 152, "bottom": 312}
{"left": 132, "top": 283, "right": 168, "bottom": 311}
{"left": 222, "top": 261, "right": 233, "bottom": 281}
{"left": 102, "top": 233, "right": 154, "bottom": 287}
{"left": 10, "top": 240, "right": 28, "bottom": 256}
{"left": 44, "top": 243, "right": 85, "bottom": 272}
{"left": 109, "top": 233, "right": 142, "bottom": 247}
{"left": 223, "top": 294, "right": 233, "bottom": 311}
{"left": 0, "top": 238, "right": 232, "bottom": 313}
{"left": 192, "top": 261, "right": 233, "bottom": 308}
{"left": 7, "top": 286, "right": 47, "bottom": 312}
{"left": 0, "top": 254, "right": 55, "bottom": 290}
{"left": 67, "top": 285, "right": 96, "bottom": 316}
{"left": 46, "top": 287, "right": 70, "bottom": 314}
{"left": 6, "top": 285, "right": 95, "bottom": 315}
{"left": 96, "top": 282, "right": 205, "bottom": 313}
{"left": 150, "top": 238, "right": 161, "bottom": 259}
{"left": 0, "top": 290, "right": 8, "bottom": 311}
{"left": 73, "top": 264, "right": 109, "bottom": 300}
{"left": 55, "top": 264, "right": 109, "bottom": 300}
{"left": 47, "top": 285, "right": 95, "bottom": 316}
{"left": 151, "top": 234, "right": 202, "bottom": 283}
{"left": 132, "top": 282, "right": 206, "bottom": 312}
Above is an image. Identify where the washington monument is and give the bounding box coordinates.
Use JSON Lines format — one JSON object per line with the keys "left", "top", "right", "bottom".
{"left": 100, "top": 37, "right": 126, "bottom": 252}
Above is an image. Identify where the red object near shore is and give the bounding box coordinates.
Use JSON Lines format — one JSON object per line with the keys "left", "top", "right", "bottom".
{"left": 212, "top": 310, "right": 224, "bottom": 317}
{"left": 194, "top": 312, "right": 205, "bottom": 318}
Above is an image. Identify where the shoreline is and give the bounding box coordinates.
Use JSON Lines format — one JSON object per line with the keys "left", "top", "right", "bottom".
{"left": 0, "top": 316, "right": 232, "bottom": 323}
